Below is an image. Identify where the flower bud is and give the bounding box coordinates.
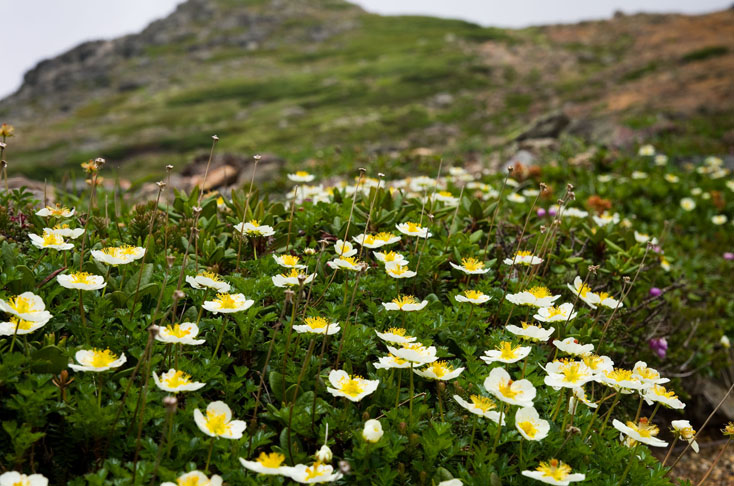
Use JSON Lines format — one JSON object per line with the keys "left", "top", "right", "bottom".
{"left": 722, "top": 335, "right": 731, "bottom": 349}
{"left": 315, "top": 444, "right": 333, "bottom": 463}
{"left": 362, "top": 419, "right": 383, "bottom": 443}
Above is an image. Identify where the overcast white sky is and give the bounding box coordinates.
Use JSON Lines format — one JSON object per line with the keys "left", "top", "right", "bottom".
{"left": 0, "top": 0, "right": 728, "bottom": 98}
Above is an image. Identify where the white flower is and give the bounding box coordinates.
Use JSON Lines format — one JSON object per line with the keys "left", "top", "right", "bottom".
{"left": 453, "top": 395, "right": 505, "bottom": 424}
{"left": 712, "top": 214, "right": 728, "bottom": 225}
{"left": 450, "top": 258, "right": 490, "bottom": 275}
{"left": 438, "top": 480, "right": 463, "bottom": 486}
{"left": 28, "top": 231, "right": 74, "bottom": 250}
{"left": 680, "top": 198, "right": 696, "bottom": 211}
{"left": 596, "top": 291, "right": 623, "bottom": 309}
{"left": 638, "top": 144, "right": 655, "bottom": 156}
{"left": 381, "top": 295, "right": 428, "bottom": 312}
{"left": 57, "top": 272, "right": 106, "bottom": 291}
{"left": 568, "top": 387, "right": 598, "bottom": 413}
{"left": 35, "top": 206, "right": 75, "bottom": 218}
{"left": 326, "top": 257, "right": 366, "bottom": 272}
{"left": 385, "top": 262, "right": 416, "bottom": 279}
{"left": 500, "top": 319, "right": 547, "bottom": 342}
{"left": 240, "top": 452, "right": 292, "bottom": 476}
{"left": 562, "top": 207, "right": 589, "bottom": 218}
{"left": 597, "top": 175, "right": 614, "bottom": 183}
{"left": 155, "top": 322, "right": 206, "bottom": 345}
{"left": 202, "top": 293, "right": 254, "bottom": 314}
{"left": 288, "top": 463, "right": 342, "bottom": 483}
{"left": 631, "top": 171, "right": 648, "bottom": 180}
{"left": 91, "top": 246, "right": 146, "bottom": 265}
{"left": 507, "top": 192, "right": 526, "bottom": 203}
{"left": 354, "top": 232, "right": 401, "bottom": 248}
{"left": 592, "top": 212, "right": 620, "bottom": 227}
{"left": 534, "top": 303, "right": 577, "bottom": 323}
{"left": 643, "top": 385, "right": 685, "bottom": 409}
{"left": 293, "top": 316, "right": 340, "bottom": 335}
{"left": 600, "top": 368, "right": 645, "bottom": 393}
{"left": 671, "top": 420, "right": 699, "bottom": 453}
{"left": 0, "top": 292, "right": 53, "bottom": 322}
{"left": 414, "top": 361, "right": 464, "bottom": 381}
{"left": 655, "top": 154, "right": 668, "bottom": 166}
{"left": 272, "top": 269, "right": 316, "bottom": 288}
{"left": 69, "top": 349, "right": 126, "bottom": 372}
{"left": 186, "top": 272, "right": 231, "bottom": 293}
{"left": 504, "top": 251, "right": 543, "bottom": 266}
{"left": 46, "top": 225, "right": 84, "bottom": 239}
{"left": 362, "top": 419, "right": 384, "bottom": 443}
{"left": 521, "top": 459, "right": 585, "bottom": 485}
{"left": 194, "top": 401, "right": 247, "bottom": 439}
{"left": 515, "top": 406, "right": 550, "bottom": 441}
{"left": 152, "top": 369, "right": 206, "bottom": 393}
{"left": 160, "top": 471, "right": 222, "bottom": 486}
{"left": 613, "top": 418, "right": 668, "bottom": 447}
{"left": 484, "top": 367, "right": 536, "bottom": 407}
{"left": 375, "top": 327, "right": 416, "bottom": 344}
{"left": 552, "top": 337, "right": 593, "bottom": 357}
{"left": 0, "top": 472, "right": 48, "bottom": 486}
{"left": 373, "top": 250, "right": 407, "bottom": 266}
{"left": 315, "top": 445, "right": 333, "bottom": 463}
{"left": 566, "top": 276, "right": 600, "bottom": 309}
{"left": 387, "top": 343, "right": 438, "bottom": 365}
{"left": 481, "top": 341, "right": 532, "bottom": 364}
{"left": 234, "top": 220, "right": 275, "bottom": 237}
{"left": 334, "top": 239, "right": 357, "bottom": 257}
{"left": 543, "top": 360, "right": 594, "bottom": 389}
{"left": 634, "top": 231, "right": 658, "bottom": 245}
{"left": 722, "top": 335, "right": 731, "bottom": 348}
{"left": 581, "top": 354, "right": 614, "bottom": 376}
{"left": 373, "top": 354, "right": 412, "bottom": 369}
{"left": 288, "top": 171, "right": 315, "bottom": 182}
{"left": 326, "top": 370, "right": 379, "bottom": 402}
{"left": 664, "top": 173, "right": 679, "bottom": 183}
{"left": 396, "top": 222, "right": 432, "bottom": 238}
{"left": 432, "top": 190, "right": 459, "bottom": 206}
{"left": 455, "top": 289, "right": 490, "bottom": 304}
{"left": 505, "top": 287, "right": 560, "bottom": 308}
{"left": 0, "top": 316, "right": 50, "bottom": 336}
{"left": 632, "top": 361, "right": 669, "bottom": 385}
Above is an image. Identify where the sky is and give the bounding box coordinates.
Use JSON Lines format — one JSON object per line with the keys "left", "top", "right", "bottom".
{"left": 0, "top": 0, "right": 729, "bottom": 98}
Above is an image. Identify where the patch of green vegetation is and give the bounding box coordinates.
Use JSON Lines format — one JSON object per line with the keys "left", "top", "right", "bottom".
{"left": 679, "top": 45, "right": 729, "bottom": 63}
{"left": 620, "top": 61, "right": 659, "bottom": 82}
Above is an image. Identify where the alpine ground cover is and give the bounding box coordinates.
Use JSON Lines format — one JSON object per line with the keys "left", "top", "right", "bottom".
{"left": 1, "top": 129, "right": 734, "bottom": 485}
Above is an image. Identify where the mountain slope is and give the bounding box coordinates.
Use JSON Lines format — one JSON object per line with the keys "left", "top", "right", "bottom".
{"left": 2, "top": 0, "right": 733, "bottom": 182}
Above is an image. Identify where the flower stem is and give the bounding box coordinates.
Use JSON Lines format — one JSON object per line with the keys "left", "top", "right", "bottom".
{"left": 695, "top": 438, "right": 731, "bottom": 486}
{"left": 598, "top": 393, "right": 621, "bottom": 435}
{"left": 409, "top": 363, "right": 415, "bottom": 428}
{"left": 212, "top": 317, "right": 228, "bottom": 358}
{"left": 205, "top": 436, "right": 215, "bottom": 473}
{"left": 617, "top": 442, "right": 638, "bottom": 485}
{"left": 491, "top": 402, "right": 505, "bottom": 456}
{"left": 662, "top": 436, "right": 678, "bottom": 467}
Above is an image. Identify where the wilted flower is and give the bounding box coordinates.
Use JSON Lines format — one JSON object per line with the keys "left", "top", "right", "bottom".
{"left": 326, "top": 370, "right": 379, "bottom": 402}
{"left": 515, "top": 406, "right": 550, "bottom": 441}
{"left": 362, "top": 419, "right": 383, "bottom": 443}
{"left": 186, "top": 271, "right": 231, "bottom": 293}
{"left": 153, "top": 369, "right": 206, "bottom": 393}
{"left": 69, "top": 349, "right": 126, "bottom": 372}
{"left": 521, "top": 459, "right": 585, "bottom": 485}
{"left": 57, "top": 272, "right": 106, "bottom": 291}
{"left": 613, "top": 418, "right": 668, "bottom": 447}
{"left": 194, "top": 401, "right": 246, "bottom": 439}
{"left": 156, "top": 322, "right": 206, "bottom": 345}
{"left": 202, "top": 293, "right": 254, "bottom": 314}
{"left": 671, "top": 420, "right": 699, "bottom": 453}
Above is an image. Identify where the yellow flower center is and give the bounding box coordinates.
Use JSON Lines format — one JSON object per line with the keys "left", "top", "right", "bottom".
{"left": 199, "top": 271, "right": 221, "bottom": 281}
{"left": 498, "top": 379, "right": 519, "bottom": 399}
{"left": 249, "top": 219, "right": 261, "bottom": 227}
{"left": 528, "top": 286, "right": 551, "bottom": 298}
{"left": 405, "top": 222, "right": 423, "bottom": 233}
{"left": 651, "top": 385, "right": 677, "bottom": 399}
{"left": 428, "top": 361, "right": 450, "bottom": 378}
{"left": 387, "top": 327, "right": 407, "bottom": 336}
{"left": 605, "top": 368, "right": 635, "bottom": 383}
{"left": 582, "top": 355, "right": 603, "bottom": 370}
{"left": 305, "top": 462, "right": 324, "bottom": 480}
{"left": 205, "top": 409, "right": 231, "bottom": 436}
{"left": 387, "top": 265, "right": 408, "bottom": 275}
{"left": 561, "top": 362, "right": 586, "bottom": 383}
{"left": 215, "top": 293, "right": 238, "bottom": 309}
{"left": 518, "top": 420, "right": 538, "bottom": 438}
{"left": 679, "top": 427, "right": 696, "bottom": 440}
{"left": 281, "top": 255, "right": 300, "bottom": 266}
{"left": 341, "top": 256, "right": 358, "bottom": 266}
{"left": 53, "top": 224, "right": 70, "bottom": 229}
{"left": 178, "top": 476, "right": 206, "bottom": 486}
{"left": 537, "top": 460, "right": 572, "bottom": 481}
{"left": 470, "top": 394, "right": 496, "bottom": 413}
{"left": 461, "top": 258, "right": 483, "bottom": 271}
{"left": 376, "top": 232, "right": 395, "bottom": 241}
{"left": 382, "top": 251, "right": 399, "bottom": 262}
{"left": 305, "top": 316, "right": 329, "bottom": 330}
{"left": 42, "top": 232, "right": 65, "bottom": 246}
{"left": 257, "top": 451, "right": 286, "bottom": 468}
{"left": 164, "top": 370, "right": 192, "bottom": 388}
{"left": 8, "top": 296, "right": 36, "bottom": 314}
{"left": 597, "top": 292, "right": 610, "bottom": 301}
{"left": 70, "top": 272, "right": 93, "bottom": 285}
{"left": 295, "top": 171, "right": 311, "bottom": 177}
{"left": 498, "top": 341, "right": 521, "bottom": 360}
{"left": 88, "top": 349, "right": 118, "bottom": 368}
{"left": 363, "top": 235, "right": 377, "bottom": 245}
{"left": 627, "top": 418, "right": 658, "bottom": 438}
{"left": 392, "top": 295, "right": 417, "bottom": 308}
{"left": 578, "top": 283, "right": 592, "bottom": 297}
{"left": 338, "top": 377, "right": 365, "bottom": 397}
{"left": 464, "top": 289, "right": 483, "bottom": 300}
{"left": 516, "top": 250, "right": 532, "bottom": 257}
{"left": 46, "top": 206, "right": 71, "bottom": 216}
{"left": 546, "top": 306, "right": 564, "bottom": 318}
{"left": 167, "top": 324, "right": 192, "bottom": 338}
{"left": 636, "top": 367, "right": 660, "bottom": 380}
{"left": 438, "top": 190, "right": 453, "bottom": 197}
{"left": 388, "top": 353, "right": 407, "bottom": 365}
{"left": 9, "top": 317, "right": 34, "bottom": 331}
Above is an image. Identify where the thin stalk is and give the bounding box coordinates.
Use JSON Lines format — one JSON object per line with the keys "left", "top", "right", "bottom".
{"left": 490, "top": 402, "right": 506, "bottom": 456}
{"left": 661, "top": 436, "right": 678, "bottom": 467}
{"left": 236, "top": 155, "right": 260, "bottom": 272}
{"left": 695, "top": 438, "right": 731, "bottom": 486}
{"left": 617, "top": 442, "right": 638, "bottom": 485}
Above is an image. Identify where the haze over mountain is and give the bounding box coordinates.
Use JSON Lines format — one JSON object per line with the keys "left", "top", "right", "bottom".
{"left": 2, "top": 0, "right": 732, "bottom": 183}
